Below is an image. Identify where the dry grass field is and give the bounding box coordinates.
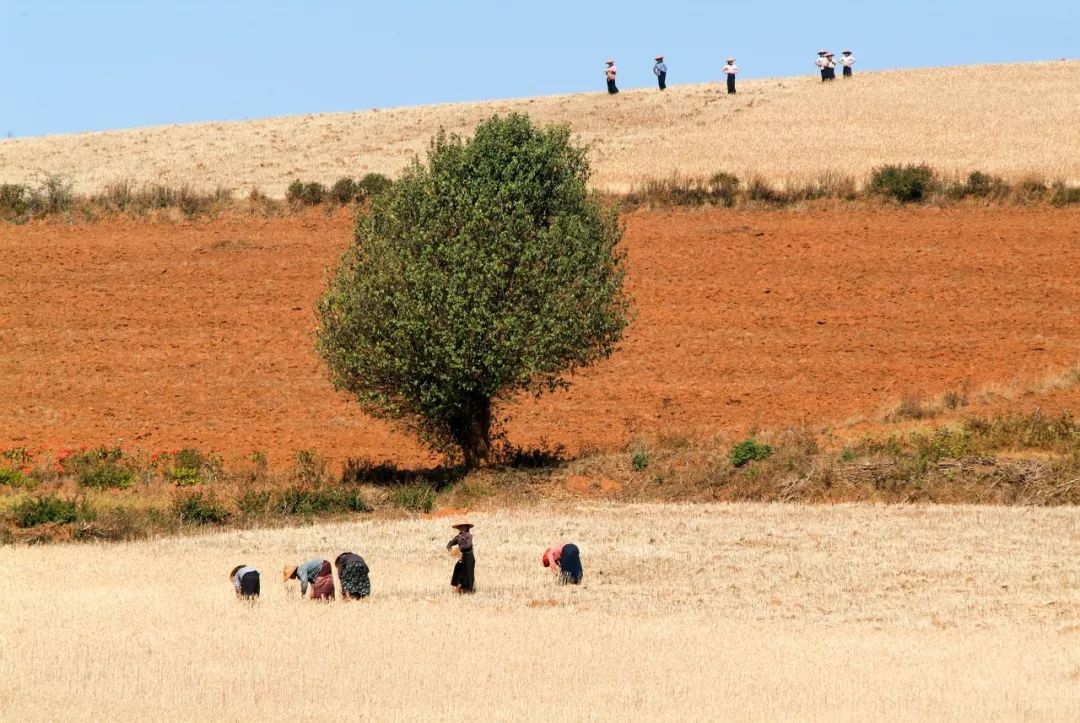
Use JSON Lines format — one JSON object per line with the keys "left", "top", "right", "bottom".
{"left": 1, "top": 503, "right": 1077, "bottom": 720}
{"left": 2, "top": 61, "right": 1079, "bottom": 196}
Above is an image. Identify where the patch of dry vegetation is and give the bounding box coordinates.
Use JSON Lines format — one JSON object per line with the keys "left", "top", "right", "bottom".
{"left": 2, "top": 61, "right": 1078, "bottom": 196}
{"left": 0, "top": 504, "right": 1076, "bottom": 720}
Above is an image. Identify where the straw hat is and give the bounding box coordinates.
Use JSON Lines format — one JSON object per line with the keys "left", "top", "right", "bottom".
{"left": 843, "top": 49, "right": 852, "bottom": 54}
{"left": 605, "top": 58, "right": 614, "bottom": 65}
{"left": 826, "top": 51, "right": 834, "bottom": 57}
{"left": 452, "top": 522, "right": 473, "bottom": 530}
{"left": 282, "top": 564, "right": 298, "bottom": 582}
{"left": 655, "top": 54, "right": 664, "bottom": 60}
{"left": 726, "top": 56, "right": 735, "bottom": 62}
{"left": 818, "top": 50, "right": 827, "bottom": 55}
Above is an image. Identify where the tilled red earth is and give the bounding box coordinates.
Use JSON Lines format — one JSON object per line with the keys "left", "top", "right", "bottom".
{"left": 2, "top": 207, "right": 1078, "bottom": 464}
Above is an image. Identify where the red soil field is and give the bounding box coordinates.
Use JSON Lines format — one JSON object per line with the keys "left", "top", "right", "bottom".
{"left": 2, "top": 207, "right": 1078, "bottom": 466}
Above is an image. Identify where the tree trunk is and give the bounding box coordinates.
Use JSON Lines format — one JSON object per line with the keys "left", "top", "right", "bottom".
{"left": 457, "top": 394, "right": 492, "bottom": 468}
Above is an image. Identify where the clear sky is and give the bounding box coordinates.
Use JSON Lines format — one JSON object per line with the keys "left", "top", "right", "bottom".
{"left": 2, "top": 0, "right": 1076, "bottom": 137}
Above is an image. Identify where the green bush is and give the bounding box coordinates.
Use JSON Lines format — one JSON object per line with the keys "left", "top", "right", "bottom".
{"left": 237, "top": 489, "right": 272, "bottom": 517}
{"left": 316, "top": 113, "right": 631, "bottom": 467}
{"left": 166, "top": 447, "right": 221, "bottom": 486}
{"left": 0, "top": 183, "right": 32, "bottom": 223}
{"left": 707, "top": 172, "right": 740, "bottom": 207}
{"left": 388, "top": 484, "right": 436, "bottom": 512}
{"left": 172, "top": 489, "right": 229, "bottom": 525}
{"left": 631, "top": 449, "right": 650, "bottom": 471}
{"left": 0, "top": 467, "right": 37, "bottom": 489}
{"left": 65, "top": 448, "right": 134, "bottom": 490}
{"left": 273, "top": 485, "right": 370, "bottom": 516}
{"left": 286, "top": 181, "right": 326, "bottom": 206}
{"left": 962, "top": 171, "right": 1009, "bottom": 199}
{"left": 330, "top": 177, "right": 358, "bottom": 204}
{"left": 356, "top": 172, "right": 393, "bottom": 199}
{"left": 869, "top": 164, "right": 935, "bottom": 203}
{"left": 12, "top": 495, "right": 81, "bottom": 528}
{"left": 731, "top": 439, "right": 774, "bottom": 468}
{"left": 1049, "top": 182, "right": 1080, "bottom": 207}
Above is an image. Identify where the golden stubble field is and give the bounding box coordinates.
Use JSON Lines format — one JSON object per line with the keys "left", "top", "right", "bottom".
{"left": 2, "top": 61, "right": 1079, "bottom": 196}
{"left": 1, "top": 503, "right": 1077, "bottom": 721}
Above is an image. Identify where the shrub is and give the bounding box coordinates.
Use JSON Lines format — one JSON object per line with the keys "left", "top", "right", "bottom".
{"left": 12, "top": 495, "right": 81, "bottom": 528}
{"left": 166, "top": 447, "right": 221, "bottom": 486}
{"left": 746, "top": 177, "right": 787, "bottom": 205}
{"left": 236, "top": 489, "right": 272, "bottom": 517}
{"left": 0, "top": 183, "right": 32, "bottom": 223}
{"left": 65, "top": 447, "right": 134, "bottom": 489}
{"left": 292, "top": 449, "right": 328, "bottom": 485}
{"left": 0, "top": 467, "right": 37, "bottom": 489}
{"left": 172, "top": 489, "right": 229, "bottom": 524}
{"left": 356, "top": 173, "right": 393, "bottom": 199}
{"left": 731, "top": 439, "right": 774, "bottom": 468}
{"left": 1049, "top": 182, "right": 1080, "bottom": 207}
{"left": 1012, "top": 175, "right": 1048, "bottom": 203}
{"left": 962, "top": 171, "right": 1009, "bottom": 199}
{"left": 286, "top": 181, "right": 326, "bottom": 206}
{"left": 707, "top": 172, "right": 740, "bottom": 207}
{"left": 869, "top": 164, "right": 935, "bottom": 203}
{"left": 631, "top": 448, "right": 650, "bottom": 471}
{"left": 388, "top": 484, "right": 436, "bottom": 512}
{"left": 273, "top": 485, "right": 370, "bottom": 516}
{"left": 330, "top": 177, "right": 358, "bottom": 204}
{"left": 36, "top": 174, "right": 74, "bottom": 215}
{"left": 316, "top": 113, "right": 630, "bottom": 467}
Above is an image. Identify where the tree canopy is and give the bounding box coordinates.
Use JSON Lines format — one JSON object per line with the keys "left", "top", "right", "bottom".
{"left": 316, "top": 113, "right": 631, "bottom": 466}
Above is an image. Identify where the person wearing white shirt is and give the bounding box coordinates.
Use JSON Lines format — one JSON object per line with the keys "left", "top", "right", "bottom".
{"left": 815, "top": 50, "right": 828, "bottom": 82}
{"left": 722, "top": 57, "right": 739, "bottom": 94}
{"left": 605, "top": 59, "right": 619, "bottom": 95}
{"left": 825, "top": 52, "right": 836, "bottom": 80}
{"left": 653, "top": 55, "right": 668, "bottom": 91}
{"left": 840, "top": 49, "right": 855, "bottom": 78}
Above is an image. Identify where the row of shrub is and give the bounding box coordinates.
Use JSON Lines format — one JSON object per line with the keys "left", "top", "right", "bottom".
{"left": 0, "top": 172, "right": 396, "bottom": 224}
{"left": 623, "top": 165, "right": 1080, "bottom": 209}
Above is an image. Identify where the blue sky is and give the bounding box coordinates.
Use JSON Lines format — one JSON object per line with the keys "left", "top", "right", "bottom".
{"left": 2, "top": 0, "right": 1076, "bottom": 137}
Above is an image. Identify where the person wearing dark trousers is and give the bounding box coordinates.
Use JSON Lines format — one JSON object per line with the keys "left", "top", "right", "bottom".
{"left": 653, "top": 55, "right": 667, "bottom": 90}
{"left": 840, "top": 49, "right": 855, "bottom": 78}
{"left": 816, "top": 50, "right": 828, "bottom": 82}
{"left": 825, "top": 52, "right": 836, "bottom": 80}
{"left": 605, "top": 59, "right": 619, "bottom": 94}
{"left": 722, "top": 57, "right": 739, "bottom": 94}
{"left": 447, "top": 521, "right": 476, "bottom": 593}
{"left": 229, "top": 564, "right": 260, "bottom": 599}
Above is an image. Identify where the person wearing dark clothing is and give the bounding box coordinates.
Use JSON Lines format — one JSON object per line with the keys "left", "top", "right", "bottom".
{"left": 816, "top": 50, "right": 828, "bottom": 82}
{"left": 542, "top": 543, "right": 584, "bottom": 585}
{"left": 825, "top": 52, "right": 836, "bottom": 80}
{"left": 335, "top": 552, "right": 371, "bottom": 600}
{"left": 722, "top": 57, "right": 739, "bottom": 94}
{"left": 605, "top": 59, "right": 619, "bottom": 94}
{"left": 230, "top": 564, "right": 260, "bottom": 599}
{"left": 447, "top": 522, "right": 475, "bottom": 593}
{"left": 653, "top": 55, "right": 667, "bottom": 90}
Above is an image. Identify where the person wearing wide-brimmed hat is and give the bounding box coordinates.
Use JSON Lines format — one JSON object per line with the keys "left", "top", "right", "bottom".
{"left": 839, "top": 49, "right": 855, "bottom": 78}
{"left": 541, "top": 543, "right": 584, "bottom": 585}
{"left": 446, "top": 522, "right": 476, "bottom": 593}
{"left": 604, "top": 59, "right": 619, "bottom": 95}
{"left": 284, "top": 558, "right": 335, "bottom": 601}
{"left": 815, "top": 50, "right": 829, "bottom": 82}
{"left": 335, "top": 552, "right": 371, "bottom": 600}
{"left": 722, "top": 56, "right": 739, "bottom": 95}
{"left": 653, "top": 54, "right": 668, "bottom": 91}
{"left": 825, "top": 51, "right": 837, "bottom": 80}
{"left": 229, "top": 564, "right": 260, "bottom": 599}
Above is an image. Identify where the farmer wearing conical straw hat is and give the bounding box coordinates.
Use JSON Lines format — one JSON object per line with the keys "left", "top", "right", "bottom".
{"left": 447, "top": 521, "right": 476, "bottom": 593}
{"left": 283, "top": 558, "right": 335, "bottom": 601}
{"left": 816, "top": 50, "right": 829, "bottom": 82}
{"left": 653, "top": 54, "right": 668, "bottom": 91}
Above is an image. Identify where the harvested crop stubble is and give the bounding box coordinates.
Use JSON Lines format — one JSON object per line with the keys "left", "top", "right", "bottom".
{"left": 1, "top": 61, "right": 1078, "bottom": 196}
{"left": 0, "top": 504, "right": 1076, "bottom": 720}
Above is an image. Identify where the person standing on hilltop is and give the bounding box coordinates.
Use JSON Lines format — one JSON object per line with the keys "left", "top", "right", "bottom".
{"left": 816, "top": 50, "right": 829, "bottom": 82}
{"left": 825, "top": 52, "right": 837, "bottom": 80}
{"left": 722, "top": 57, "right": 739, "bottom": 94}
{"left": 605, "top": 59, "right": 619, "bottom": 94}
{"left": 840, "top": 49, "right": 856, "bottom": 78}
{"left": 653, "top": 55, "right": 668, "bottom": 90}
{"left": 447, "top": 521, "right": 476, "bottom": 593}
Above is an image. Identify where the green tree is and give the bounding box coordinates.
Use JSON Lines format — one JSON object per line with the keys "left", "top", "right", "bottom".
{"left": 316, "top": 113, "right": 630, "bottom": 467}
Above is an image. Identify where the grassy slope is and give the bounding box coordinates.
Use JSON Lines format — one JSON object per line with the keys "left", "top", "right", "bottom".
{"left": 2, "top": 60, "right": 1078, "bottom": 195}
